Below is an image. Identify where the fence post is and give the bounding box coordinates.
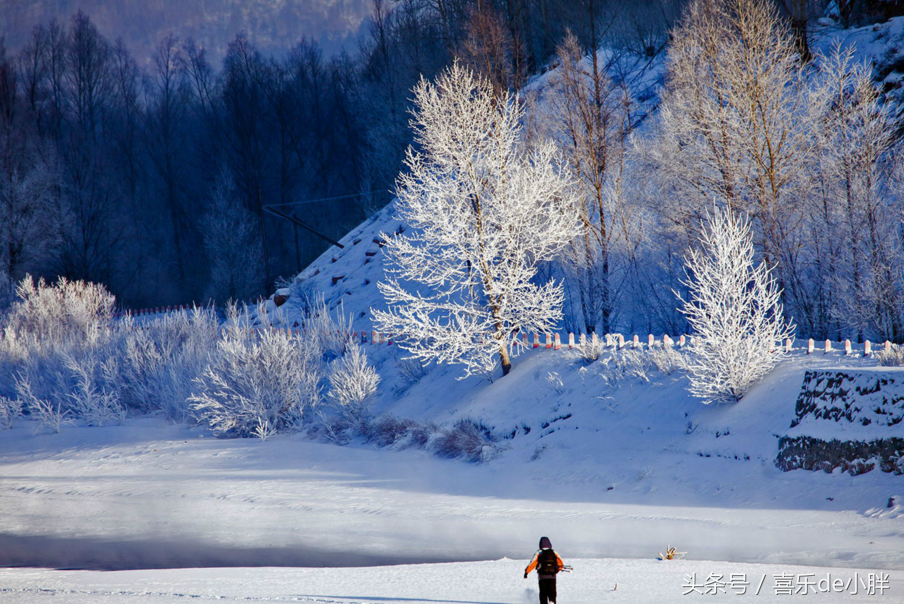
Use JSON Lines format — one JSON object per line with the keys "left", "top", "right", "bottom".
{"left": 648, "top": 334, "right": 655, "bottom": 348}
{"left": 886, "top": 340, "right": 892, "bottom": 353}
{"left": 591, "top": 333, "right": 599, "bottom": 351}
{"left": 554, "top": 334, "right": 561, "bottom": 350}
{"left": 580, "top": 333, "right": 587, "bottom": 347}
{"left": 844, "top": 339, "right": 851, "bottom": 355}
{"left": 808, "top": 338, "right": 814, "bottom": 354}
{"left": 864, "top": 340, "right": 872, "bottom": 356}
{"left": 372, "top": 330, "right": 378, "bottom": 345}
{"left": 568, "top": 333, "right": 575, "bottom": 349}
{"left": 824, "top": 339, "right": 832, "bottom": 354}
{"left": 618, "top": 334, "right": 625, "bottom": 349}
{"left": 633, "top": 334, "right": 640, "bottom": 348}
{"left": 545, "top": 333, "right": 552, "bottom": 349}
{"left": 785, "top": 338, "right": 792, "bottom": 353}
{"left": 678, "top": 335, "right": 686, "bottom": 347}
{"left": 533, "top": 333, "right": 540, "bottom": 349}
{"left": 663, "top": 334, "right": 673, "bottom": 348}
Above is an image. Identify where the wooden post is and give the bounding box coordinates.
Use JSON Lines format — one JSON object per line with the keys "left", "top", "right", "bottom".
{"left": 372, "top": 330, "right": 378, "bottom": 345}
{"left": 633, "top": 334, "right": 640, "bottom": 348}
{"left": 618, "top": 334, "right": 625, "bottom": 349}
{"left": 785, "top": 338, "right": 792, "bottom": 353}
{"left": 523, "top": 333, "right": 528, "bottom": 348}
{"left": 568, "top": 333, "right": 575, "bottom": 349}
{"left": 844, "top": 339, "right": 851, "bottom": 355}
{"left": 533, "top": 333, "right": 540, "bottom": 349}
{"left": 865, "top": 340, "right": 872, "bottom": 356}
{"left": 554, "top": 334, "right": 561, "bottom": 350}
{"left": 807, "top": 338, "right": 814, "bottom": 354}
{"left": 825, "top": 339, "right": 831, "bottom": 354}
{"left": 545, "top": 333, "right": 552, "bottom": 349}
{"left": 679, "top": 335, "right": 686, "bottom": 347}
{"left": 886, "top": 340, "right": 892, "bottom": 353}
{"left": 648, "top": 334, "right": 655, "bottom": 348}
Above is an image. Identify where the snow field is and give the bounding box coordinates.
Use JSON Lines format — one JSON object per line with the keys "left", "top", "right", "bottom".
{"left": 1, "top": 558, "right": 900, "bottom": 603}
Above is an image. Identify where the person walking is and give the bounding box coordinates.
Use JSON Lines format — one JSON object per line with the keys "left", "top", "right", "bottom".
{"left": 523, "top": 536, "right": 565, "bottom": 604}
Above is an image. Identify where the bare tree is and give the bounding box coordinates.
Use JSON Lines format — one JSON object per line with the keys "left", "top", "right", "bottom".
{"left": 543, "top": 31, "right": 635, "bottom": 334}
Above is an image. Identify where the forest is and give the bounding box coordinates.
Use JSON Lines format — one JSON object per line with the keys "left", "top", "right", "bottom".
{"left": 2, "top": 0, "right": 904, "bottom": 343}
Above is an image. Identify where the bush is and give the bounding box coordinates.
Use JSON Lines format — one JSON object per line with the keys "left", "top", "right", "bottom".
{"left": 0, "top": 395, "right": 21, "bottom": 430}
{"left": 327, "top": 339, "right": 380, "bottom": 420}
{"left": 113, "top": 307, "right": 219, "bottom": 420}
{"left": 431, "top": 419, "right": 501, "bottom": 463}
{"left": 0, "top": 276, "right": 119, "bottom": 424}
{"left": 575, "top": 333, "right": 607, "bottom": 363}
{"left": 595, "top": 347, "right": 688, "bottom": 386}
{"left": 875, "top": 343, "right": 904, "bottom": 366}
{"left": 361, "top": 414, "right": 419, "bottom": 448}
{"left": 189, "top": 307, "right": 325, "bottom": 438}
{"left": 395, "top": 357, "right": 428, "bottom": 384}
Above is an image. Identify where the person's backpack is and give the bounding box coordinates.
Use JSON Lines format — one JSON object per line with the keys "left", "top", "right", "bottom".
{"left": 537, "top": 549, "right": 559, "bottom": 575}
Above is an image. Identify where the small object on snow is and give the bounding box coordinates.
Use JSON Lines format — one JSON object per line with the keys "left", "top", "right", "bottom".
{"left": 888, "top": 497, "right": 896, "bottom": 509}
{"left": 365, "top": 250, "right": 378, "bottom": 257}
{"left": 373, "top": 237, "right": 386, "bottom": 247}
{"left": 353, "top": 238, "right": 361, "bottom": 245}
{"left": 332, "top": 275, "right": 345, "bottom": 285}
{"left": 273, "top": 294, "right": 288, "bottom": 307}
{"left": 826, "top": 497, "right": 834, "bottom": 501}
{"left": 613, "top": 583, "right": 618, "bottom": 591}
{"left": 658, "top": 546, "right": 685, "bottom": 560}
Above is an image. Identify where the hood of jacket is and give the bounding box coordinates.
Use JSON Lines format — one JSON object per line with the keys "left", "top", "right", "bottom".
{"left": 539, "top": 536, "right": 552, "bottom": 549}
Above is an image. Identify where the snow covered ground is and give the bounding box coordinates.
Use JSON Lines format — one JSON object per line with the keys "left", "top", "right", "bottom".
{"left": 1, "top": 558, "right": 900, "bottom": 603}
{"left": 1, "top": 341, "right": 903, "bottom": 601}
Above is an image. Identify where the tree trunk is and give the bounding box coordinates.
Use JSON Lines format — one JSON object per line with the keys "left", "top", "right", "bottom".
{"left": 498, "top": 343, "right": 512, "bottom": 376}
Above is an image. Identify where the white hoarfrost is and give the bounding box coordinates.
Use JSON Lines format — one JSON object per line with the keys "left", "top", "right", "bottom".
{"left": 189, "top": 308, "right": 324, "bottom": 437}
{"left": 680, "top": 206, "right": 794, "bottom": 403}
{"left": 373, "top": 62, "right": 580, "bottom": 379}
{"left": 328, "top": 339, "right": 381, "bottom": 418}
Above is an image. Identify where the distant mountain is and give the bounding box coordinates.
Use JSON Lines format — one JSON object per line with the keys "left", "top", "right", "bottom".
{"left": 1, "top": 0, "right": 371, "bottom": 66}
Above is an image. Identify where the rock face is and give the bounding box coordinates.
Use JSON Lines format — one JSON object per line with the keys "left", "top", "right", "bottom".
{"left": 776, "top": 370, "right": 904, "bottom": 475}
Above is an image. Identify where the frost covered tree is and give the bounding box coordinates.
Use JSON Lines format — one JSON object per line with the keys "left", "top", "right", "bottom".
{"left": 680, "top": 206, "right": 794, "bottom": 404}
{"left": 373, "top": 62, "right": 579, "bottom": 378}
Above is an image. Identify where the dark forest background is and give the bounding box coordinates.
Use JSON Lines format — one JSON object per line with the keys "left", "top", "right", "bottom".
{"left": 0, "top": 0, "right": 899, "bottom": 309}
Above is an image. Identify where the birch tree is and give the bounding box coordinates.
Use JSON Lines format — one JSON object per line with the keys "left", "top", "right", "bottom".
{"left": 373, "top": 62, "right": 579, "bottom": 378}
{"left": 680, "top": 206, "right": 794, "bottom": 404}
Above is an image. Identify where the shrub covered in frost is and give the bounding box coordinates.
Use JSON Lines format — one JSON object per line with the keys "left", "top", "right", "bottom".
{"left": 0, "top": 276, "right": 121, "bottom": 427}
{"left": 189, "top": 307, "right": 325, "bottom": 438}
{"left": 875, "top": 343, "right": 904, "bottom": 367}
{"left": 112, "top": 307, "right": 219, "bottom": 420}
{"left": 0, "top": 395, "right": 21, "bottom": 430}
{"left": 327, "top": 339, "right": 380, "bottom": 420}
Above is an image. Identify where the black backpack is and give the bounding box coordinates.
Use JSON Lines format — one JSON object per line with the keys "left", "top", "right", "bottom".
{"left": 537, "top": 549, "right": 559, "bottom": 575}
